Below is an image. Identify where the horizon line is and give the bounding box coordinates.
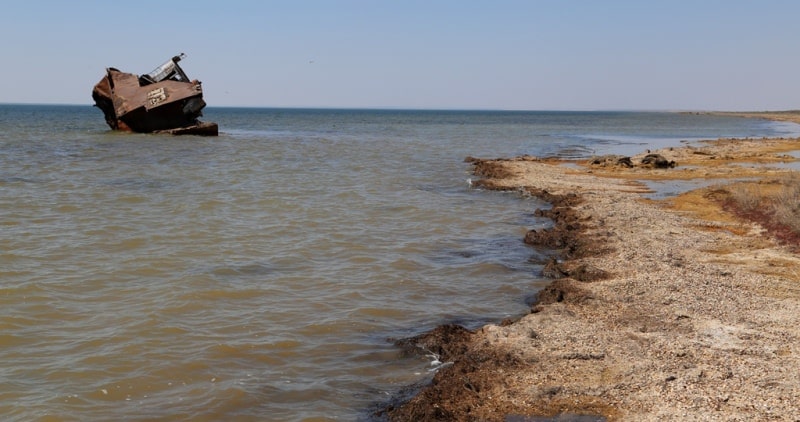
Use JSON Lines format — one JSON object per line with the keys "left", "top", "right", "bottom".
{"left": 2, "top": 102, "right": 791, "bottom": 114}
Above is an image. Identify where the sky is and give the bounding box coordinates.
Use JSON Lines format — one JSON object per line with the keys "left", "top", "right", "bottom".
{"left": 2, "top": 0, "right": 799, "bottom": 111}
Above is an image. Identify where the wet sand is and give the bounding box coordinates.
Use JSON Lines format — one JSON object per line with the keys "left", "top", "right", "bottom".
{"left": 383, "top": 129, "right": 800, "bottom": 420}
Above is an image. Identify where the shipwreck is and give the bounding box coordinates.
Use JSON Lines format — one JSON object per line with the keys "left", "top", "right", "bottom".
{"left": 92, "top": 53, "right": 218, "bottom": 136}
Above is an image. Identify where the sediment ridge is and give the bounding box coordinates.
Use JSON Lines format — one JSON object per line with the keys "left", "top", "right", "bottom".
{"left": 382, "top": 132, "right": 800, "bottom": 420}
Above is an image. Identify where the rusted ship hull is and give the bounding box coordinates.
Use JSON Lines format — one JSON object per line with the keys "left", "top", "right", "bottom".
{"left": 92, "top": 54, "right": 218, "bottom": 136}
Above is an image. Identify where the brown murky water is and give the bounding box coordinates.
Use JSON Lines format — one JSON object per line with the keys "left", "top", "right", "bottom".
{"left": 2, "top": 106, "right": 793, "bottom": 420}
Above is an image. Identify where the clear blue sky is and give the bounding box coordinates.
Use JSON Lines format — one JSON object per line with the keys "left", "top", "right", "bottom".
{"left": 2, "top": 0, "right": 799, "bottom": 110}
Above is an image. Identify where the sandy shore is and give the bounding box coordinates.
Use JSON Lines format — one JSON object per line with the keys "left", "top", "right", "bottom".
{"left": 383, "top": 128, "right": 800, "bottom": 420}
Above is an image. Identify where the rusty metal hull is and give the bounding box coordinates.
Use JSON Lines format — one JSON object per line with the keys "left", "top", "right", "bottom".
{"left": 91, "top": 57, "right": 218, "bottom": 136}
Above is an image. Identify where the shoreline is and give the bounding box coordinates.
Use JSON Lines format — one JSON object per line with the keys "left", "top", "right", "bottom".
{"left": 702, "top": 110, "right": 800, "bottom": 125}
{"left": 382, "top": 128, "right": 800, "bottom": 420}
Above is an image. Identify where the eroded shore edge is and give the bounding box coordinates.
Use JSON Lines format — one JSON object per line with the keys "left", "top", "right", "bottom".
{"left": 380, "top": 125, "right": 800, "bottom": 421}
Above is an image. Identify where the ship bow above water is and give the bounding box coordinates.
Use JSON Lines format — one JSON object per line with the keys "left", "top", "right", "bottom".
{"left": 92, "top": 54, "right": 218, "bottom": 136}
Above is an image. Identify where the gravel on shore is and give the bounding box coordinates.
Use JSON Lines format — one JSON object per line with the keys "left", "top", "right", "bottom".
{"left": 384, "top": 137, "right": 800, "bottom": 421}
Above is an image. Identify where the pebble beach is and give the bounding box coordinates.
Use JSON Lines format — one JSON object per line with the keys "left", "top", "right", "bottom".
{"left": 386, "top": 115, "right": 800, "bottom": 421}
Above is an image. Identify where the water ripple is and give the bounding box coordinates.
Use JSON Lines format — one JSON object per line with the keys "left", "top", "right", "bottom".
{"left": 2, "top": 106, "right": 793, "bottom": 420}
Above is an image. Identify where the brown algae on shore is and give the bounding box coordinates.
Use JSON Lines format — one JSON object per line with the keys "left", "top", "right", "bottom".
{"left": 385, "top": 133, "right": 800, "bottom": 421}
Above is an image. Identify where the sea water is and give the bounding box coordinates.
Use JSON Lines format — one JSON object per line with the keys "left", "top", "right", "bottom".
{"left": 1, "top": 105, "right": 797, "bottom": 421}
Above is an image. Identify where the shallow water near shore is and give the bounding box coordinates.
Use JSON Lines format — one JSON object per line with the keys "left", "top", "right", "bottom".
{"left": 1, "top": 105, "right": 797, "bottom": 421}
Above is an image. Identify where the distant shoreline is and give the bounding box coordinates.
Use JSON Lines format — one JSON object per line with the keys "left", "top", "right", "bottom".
{"left": 384, "top": 115, "right": 800, "bottom": 420}
{"left": 702, "top": 110, "right": 800, "bottom": 125}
